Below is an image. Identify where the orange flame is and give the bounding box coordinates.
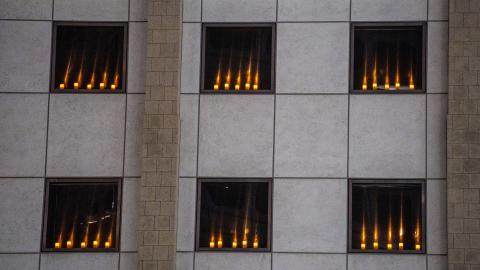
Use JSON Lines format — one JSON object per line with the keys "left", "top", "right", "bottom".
{"left": 399, "top": 193, "right": 404, "bottom": 250}
{"left": 209, "top": 234, "right": 215, "bottom": 248}
{"left": 224, "top": 68, "right": 231, "bottom": 90}
{"left": 409, "top": 62, "right": 415, "bottom": 90}
{"left": 415, "top": 211, "right": 421, "bottom": 250}
{"left": 232, "top": 224, "right": 238, "bottom": 248}
{"left": 245, "top": 53, "right": 252, "bottom": 90}
{"left": 395, "top": 59, "right": 400, "bottom": 90}
{"left": 214, "top": 69, "right": 221, "bottom": 91}
{"left": 361, "top": 216, "right": 366, "bottom": 250}
{"left": 387, "top": 213, "right": 393, "bottom": 250}
{"left": 362, "top": 57, "right": 368, "bottom": 91}
{"left": 384, "top": 54, "right": 390, "bottom": 90}
{"left": 372, "top": 54, "right": 377, "bottom": 90}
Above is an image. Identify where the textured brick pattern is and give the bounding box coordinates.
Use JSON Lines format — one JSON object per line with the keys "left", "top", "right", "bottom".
{"left": 448, "top": 0, "right": 480, "bottom": 269}
{"left": 139, "top": 0, "right": 180, "bottom": 269}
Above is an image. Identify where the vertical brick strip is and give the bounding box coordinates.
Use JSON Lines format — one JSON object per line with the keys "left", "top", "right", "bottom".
{"left": 139, "top": 0, "right": 181, "bottom": 269}
{"left": 448, "top": 0, "right": 480, "bottom": 268}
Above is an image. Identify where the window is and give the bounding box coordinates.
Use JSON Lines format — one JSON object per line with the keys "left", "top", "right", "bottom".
{"left": 202, "top": 24, "right": 275, "bottom": 93}
{"left": 42, "top": 179, "right": 121, "bottom": 251}
{"left": 349, "top": 180, "right": 425, "bottom": 253}
{"left": 350, "top": 23, "right": 425, "bottom": 93}
{"left": 196, "top": 179, "right": 271, "bottom": 251}
{"left": 51, "top": 23, "right": 127, "bottom": 93}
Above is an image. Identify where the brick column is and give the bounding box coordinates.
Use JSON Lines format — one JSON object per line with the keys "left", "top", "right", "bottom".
{"left": 138, "top": 0, "right": 181, "bottom": 269}
{"left": 448, "top": 0, "right": 480, "bottom": 268}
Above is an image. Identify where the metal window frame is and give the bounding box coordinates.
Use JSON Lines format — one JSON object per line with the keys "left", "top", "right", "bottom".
{"left": 347, "top": 178, "right": 426, "bottom": 254}
{"left": 200, "top": 23, "right": 276, "bottom": 94}
{"left": 349, "top": 22, "right": 427, "bottom": 94}
{"left": 41, "top": 178, "right": 123, "bottom": 252}
{"left": 50, "top": 22, "right": 128, "bottom": 94}
{"left": 195, "top": 178, "right": 273, "bottom": 252}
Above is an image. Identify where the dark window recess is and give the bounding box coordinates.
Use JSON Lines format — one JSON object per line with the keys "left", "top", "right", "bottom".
{"left": 43, "top": 180, "right": 120, "bottom": 251}
{"left": 350, "top": 181, "right": 424, "bottom": 253}
{"left": 202, "top": 25, "right": 274, "bottom": 93}
{"left": 197, "top": 180, "right": 271, "bottom": 250}
{"left": 52, "top": 23, "right": 126, "bottom": 92}
{"left": 351, "top": 24, "right": 425, "bottom": 92}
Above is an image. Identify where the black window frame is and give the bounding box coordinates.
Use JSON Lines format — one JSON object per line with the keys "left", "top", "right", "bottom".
{"left": 348, "top": 179, "right": 426, "bottom": 254}
{"left": 349, "top": 22, "right": 427, "bottom": 94}
{"left": 200, "top": 23, "right": 276, "bottom": 94}
{"left": 41, "top": 178, "right": 122, "bottom": 252}
{"left": 50, "top": 22, "right": 128, "bottom": 93}
{"left": 195, "top": 178, "right": 273, "bottom": 252}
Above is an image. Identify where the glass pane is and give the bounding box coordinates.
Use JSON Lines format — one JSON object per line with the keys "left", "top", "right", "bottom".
{"left": 199, "top": 181, "right": 269, "bottom": 249}
{"left": 203, "top": 26, "right": 272, "bottom": 92}
{"left": 45, "top": 181, "right": 118, "bottom": 250}
{"left": 353, "top": 25, "right": 423, "bottom": 92}
{"left": 351, "top": 182, "right": 423, "bottom": 252}
{"left": 54, "top": 25, "right": 124, "bottom": 91}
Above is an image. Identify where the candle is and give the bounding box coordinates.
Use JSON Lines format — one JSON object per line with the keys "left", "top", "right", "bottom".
{"left": 362, "top": 84, "right": 367, "bottom": 91}
{"left": 99, "top": 83, "right": 105, "bottom": 90}
{"left": 87, "top": 84, "right": 92, "bottom": 90}
{"left": 360, "top": 243, "right": 366, "bottom": 250}
{"left": 110, "top": 84, "right": 116, "bottom": 90}
{"left": 398, "top": 242, "right": 404, "bottom": 250}
{"left": 235, "top": 84, "right": 240, "bottom": 91}
{"left": 409, "top": 84, "right": 415, "bottom": 90}
{"left": 224, "top": 83, "right": 229, "bottom": 90}
{"left": 209, "top": 241, "right": 215, "bottom": 248}
{"left": 105, "top": 242, "right": 111, "bottom": 248}
{"left": 93, "top": 240, "right": 99, "bottom": 248}
{"left": 253, "top": 84, "right": 258, "bottom": 91}
{"left": 66, "top": 241, "right": 73, "bottom": 248}
{"left": 54, "top": 242, "right": 61, "bottom": 249}
{"left": 415, "top": 244, "right": 421, "bottom": 251}
{"left": 74, "top": 82, "right": 79, "bottom": 89}
{"left": 253, "top": 241, "right": 258, "bottom": 249}
{"left": 242, "top": 240, "right": 247, "bottom": 248}
{"left": 395, "top": 82, "right": 400, "bottom": 89}
{"left": 373, "top": 242, "right": 378, "bottom": 250}
{"left": 245, "top": 83, "right": 250, "bottom": 90}
{"left": 217, "top": 240, "right": 222, "bottom": 248}
{"left": 387, "top": 243, "right": 393, "bottom": 250}
{"left": 213, "top": 84, "right": 219, "bottom": 91}
{"left": 59, "top": 84, "right": 65, "bottom": 90}
{"left": 232, "top": 241, "right": 237, "bottom": 248}
{"left": 384, "top": 84, "right": 390, "bottom": 90}
{"left": 81, "top": 242, "right": 86, "bottom": 248}
{"left": 372, "top": 83, "right": 377, "bottom": 90}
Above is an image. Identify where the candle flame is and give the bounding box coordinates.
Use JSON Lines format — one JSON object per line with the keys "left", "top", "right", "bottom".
{"left": 209, "top": 234, "right": 215, "bottom": 248}
{"left": 384, "top": 54, "right": 390, "bottom": 90}
{"left": 362, "top": 57, "right": 368, "bottom": 91}
{"left": 224, "top": 69, "right": 231, "bottom": 90}
{"left": 399, "top": 192, "right": 404, "bottom": 250}
{"left": 245, "top": 53, "right": 252, "bottom": 90}
{"left": 372, "top": 54, "right": 377, "bottom": 90}
{"left": 409, "top": 63, "right": 415, "bottom": 90}
{"left": 395, "top": 59, "right": 400, "bottom": 90}
{"left": 361, "top": 214, "right": 366, "bottom": 250}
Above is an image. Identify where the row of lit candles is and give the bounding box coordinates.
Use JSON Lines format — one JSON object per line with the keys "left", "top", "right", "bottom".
{"left": 360, "top": 242, "right": 421, "bottom": 251}
{"left": 209, "top": 236, "right": 260, "bottom": 249}
{"left": 213, "top": 82, "right": 259, "bottom": 91}
{"left": 361, "top": 81, "right": 415, "bottom": 91}
{"left": 360, "top": 57, "right": 416, "bottom": 91}
{"left": 59, "top": 82, "right": 117, "bottom": 90}
{"left": 54, "top": 240, "right": 111, "bottom": 249}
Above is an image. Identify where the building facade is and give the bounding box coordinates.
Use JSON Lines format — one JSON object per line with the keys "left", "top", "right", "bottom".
{"left": 1, "top": 0, "right": 477, "bottom": 269}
